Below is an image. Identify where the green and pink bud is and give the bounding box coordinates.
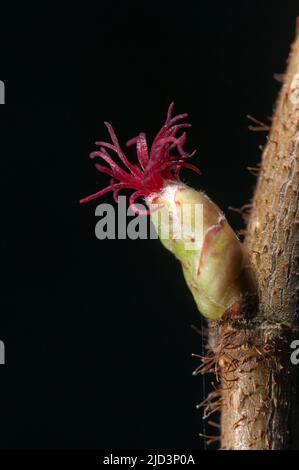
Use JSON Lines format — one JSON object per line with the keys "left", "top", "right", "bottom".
{"left": 81, "top": 104, "right": 253, "bottom": 320}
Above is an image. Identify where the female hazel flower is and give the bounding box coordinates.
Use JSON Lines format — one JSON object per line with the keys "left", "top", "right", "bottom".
{"left": 80, "top": 104, "right": 253, "bottom": 320}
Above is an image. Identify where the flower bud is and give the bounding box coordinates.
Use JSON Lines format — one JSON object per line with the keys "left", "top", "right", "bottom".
{"left": 147, "top": 183, "right": 251, "bottom": 320}
{"left": 80, "top": 103, "right": 254, "bottom": 320}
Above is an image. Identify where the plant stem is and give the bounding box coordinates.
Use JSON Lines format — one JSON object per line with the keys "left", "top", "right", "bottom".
{"left": 209, "top": 21, "right": 299, "bottom": 450}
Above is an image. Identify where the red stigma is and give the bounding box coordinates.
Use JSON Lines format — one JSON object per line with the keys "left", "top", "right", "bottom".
{"left": 80, "top": 102, "right": 201, "bottom": 214}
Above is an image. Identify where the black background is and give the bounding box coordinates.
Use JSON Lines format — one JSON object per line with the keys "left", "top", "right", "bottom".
{"left": 0, "top": 0, "right": 299, "bottom": 450}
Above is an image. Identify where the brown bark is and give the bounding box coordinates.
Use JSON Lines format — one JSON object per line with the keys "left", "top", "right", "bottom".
{"left": 209, "top": 322, "right": 296, "bottom": 450}
{"left": 208, "top": 21, "right": 299, "bottom": 450}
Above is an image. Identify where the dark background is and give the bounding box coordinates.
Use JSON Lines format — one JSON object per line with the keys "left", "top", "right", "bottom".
{"left": 0, "top": 0, "right": 299, "bottom": 450}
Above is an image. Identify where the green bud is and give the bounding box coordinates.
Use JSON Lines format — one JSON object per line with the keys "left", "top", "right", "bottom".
{"left": 147, "top": 183, "right": 251, "bottom": 320}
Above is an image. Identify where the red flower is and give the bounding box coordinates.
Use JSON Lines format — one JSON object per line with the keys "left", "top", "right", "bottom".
{"left": 80, "top": 102, "right": 201, "bottom": 214}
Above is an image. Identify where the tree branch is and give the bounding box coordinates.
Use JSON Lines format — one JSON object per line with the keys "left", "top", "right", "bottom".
{"left": 246, "top": 21, "right": 299, "bottom": 325}
{"left": 208, "top": 21, "right": 299, "bottom": 450}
